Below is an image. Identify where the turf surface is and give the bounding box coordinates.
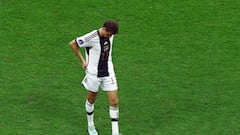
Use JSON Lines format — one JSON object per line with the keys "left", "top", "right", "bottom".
{"left": 1, "top": 0, "right": 240, "bottom": 134}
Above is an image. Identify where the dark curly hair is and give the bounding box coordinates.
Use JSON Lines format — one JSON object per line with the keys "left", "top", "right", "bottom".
{"left": 103, "top": 20, "right": 119, "bottom": 34}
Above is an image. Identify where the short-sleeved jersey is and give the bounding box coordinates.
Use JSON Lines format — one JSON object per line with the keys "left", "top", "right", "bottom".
{"left": 75, "top": 30, "right": 115, "bottom": 77}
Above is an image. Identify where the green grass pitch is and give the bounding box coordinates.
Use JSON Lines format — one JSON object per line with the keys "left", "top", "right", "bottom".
{"left": 1, "top": 0, "right": 240, "bottom": 134}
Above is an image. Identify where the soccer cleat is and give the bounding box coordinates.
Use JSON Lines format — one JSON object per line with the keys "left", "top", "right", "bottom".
{"left": 88, "top": 126, "right": 98, "bottom": 135}
{"left": 112, "top": 134, "right": 122, "bottom": 135}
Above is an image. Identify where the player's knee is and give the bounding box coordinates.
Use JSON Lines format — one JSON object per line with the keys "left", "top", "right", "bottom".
{"left": 109, "top": 98, "right": 118, "bottom": 107}
{"left": 87, "top": 91, "right": 98, "bottom": 104}
{"left": 87, "top": 98, "right": 95, "bottom": 104}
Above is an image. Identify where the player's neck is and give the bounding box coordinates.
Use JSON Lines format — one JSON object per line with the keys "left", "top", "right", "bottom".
{"left": 98, "top": 28, "right": 104, "bottom": 37}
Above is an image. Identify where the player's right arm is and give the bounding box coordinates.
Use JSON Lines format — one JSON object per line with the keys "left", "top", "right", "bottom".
{"left": 69, "top": 30, "right": 97, "bottom": 70}
{"left": 69, "top": 39, "right": 87, "bottom": 70}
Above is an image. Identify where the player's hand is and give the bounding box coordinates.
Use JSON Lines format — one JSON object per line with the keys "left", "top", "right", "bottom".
{"left": 82, "top": 62, "right": 87, "bottom": 70}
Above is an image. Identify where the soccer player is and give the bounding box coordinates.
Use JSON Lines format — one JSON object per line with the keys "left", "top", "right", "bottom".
{"left": 69, "top": 20, "right": 121, "bottom": 135}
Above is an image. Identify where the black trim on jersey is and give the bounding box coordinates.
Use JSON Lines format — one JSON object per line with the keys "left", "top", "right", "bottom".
{"left": 86, "top": 47, "right": 90, "bottom": 55}
{"left": 97, "top": 31, "right": 111, "bottom": 77}
{"left": 75, "top": 39, "right": 80, "bottom": 47}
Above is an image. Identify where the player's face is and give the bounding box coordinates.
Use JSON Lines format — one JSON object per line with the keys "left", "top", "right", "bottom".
{"left": 104, "top": 31, "right": 112, "bottom": 38}
{"left": 102, "top": 27, "right": 112, "bottom": 38}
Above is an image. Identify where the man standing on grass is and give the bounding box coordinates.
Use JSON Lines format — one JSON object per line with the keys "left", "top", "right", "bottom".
{"left": 69, "top": 20, "right": 121, "bottom": 135}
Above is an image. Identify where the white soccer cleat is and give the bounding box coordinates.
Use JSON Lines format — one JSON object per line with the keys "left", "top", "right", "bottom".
{"left": 88, "top": 126, "right": 98, "bottom": 135}
{"left": 112, "top": 134, "right": 122, "bottom": 135}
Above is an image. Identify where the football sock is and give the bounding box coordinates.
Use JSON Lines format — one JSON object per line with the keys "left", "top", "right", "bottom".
{"left": 85, "top": 100, "right": 94, "bottom": 127}
{"left": 109, "top": 106, "right": 119, "bottom": 134}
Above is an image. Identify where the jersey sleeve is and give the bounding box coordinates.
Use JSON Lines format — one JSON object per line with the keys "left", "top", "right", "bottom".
{"left": 75, "top": 30, "right": 98, "bottom": 48}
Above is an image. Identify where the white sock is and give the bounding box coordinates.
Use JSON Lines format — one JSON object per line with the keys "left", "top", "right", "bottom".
{"left": 85, "top": 100, "right": 94, "bottom": 127}
{"left": 109, "top": 106, "right": 119, "bottom": 134}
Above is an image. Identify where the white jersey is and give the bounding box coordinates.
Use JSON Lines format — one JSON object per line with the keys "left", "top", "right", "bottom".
{"left": 75, "top": 30, "right": 115, "bottom": 77}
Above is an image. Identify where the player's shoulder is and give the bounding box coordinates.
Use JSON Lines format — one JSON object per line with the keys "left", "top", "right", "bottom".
{"left": 84, "top": 30, "right": 98, "bottom": 42}
{"left": 86, "top": 30, "right": 98, "bottom": 36}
